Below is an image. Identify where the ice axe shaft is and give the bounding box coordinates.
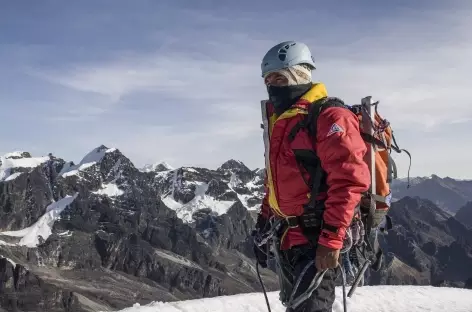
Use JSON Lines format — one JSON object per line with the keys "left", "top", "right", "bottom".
{"left": 347, "top": 260, "right": 371, "bottom": 298}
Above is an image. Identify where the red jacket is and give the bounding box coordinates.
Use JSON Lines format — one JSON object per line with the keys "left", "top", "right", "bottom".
{"left": 259, "top": 83, "right": 370, "bottom": 250}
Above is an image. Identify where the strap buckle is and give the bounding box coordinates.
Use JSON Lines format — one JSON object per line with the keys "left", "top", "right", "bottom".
{"left": 300, "top": 212, "right": 322, "bottom": 229}
{"left": 285, "top": 216, "right": 299, "bottom": 229}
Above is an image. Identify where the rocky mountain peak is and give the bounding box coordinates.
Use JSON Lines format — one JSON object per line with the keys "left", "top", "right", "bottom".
{"left": 0, "top": 147, "right": 274, "bottom": 311}
{"left": 3, "top": 151, "right": 32, "bottom": 160}
{"left": 391, "top": 174, "right": 472, "bottom": 214}
{"left": 142, "top": 161, "right": 174, "bottom": 172}
{"left": 217, "top": 159, "right": 250, "bottom": 173}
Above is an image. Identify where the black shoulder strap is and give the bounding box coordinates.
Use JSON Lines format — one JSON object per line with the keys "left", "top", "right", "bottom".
{"left": 288, "top": 96, "right": 347, "bottom": 143}
{"left": 288, "top": 97, "right": 348, "bottom": 212}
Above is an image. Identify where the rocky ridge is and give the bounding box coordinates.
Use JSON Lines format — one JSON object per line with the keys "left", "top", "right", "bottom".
{"left": 369, "top": 197, "right": 472, "bottom": 287}
{"left": 1, "top": 146, "right": 472, "bottom": 311}
{"left": 391, "top": 175, "right": 472, "bottom": 214}
{"left": 0, "top": 146, "right": 275, "bottom": 312}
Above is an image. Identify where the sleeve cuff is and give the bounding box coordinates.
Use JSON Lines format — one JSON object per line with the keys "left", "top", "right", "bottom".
{"left": 318, "top": 228, "right": 346, "bottom": 250}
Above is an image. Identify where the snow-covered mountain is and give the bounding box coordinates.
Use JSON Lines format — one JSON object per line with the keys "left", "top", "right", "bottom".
{"left": 0, "top": 146, "right": 273, "bottom": 312}
{"left": 114, "top": 286, "right": 472, "bottom": 312}
{"left": 149, "top": 159, "right": 264, "bottom": 223}
{"left": 1, "top": 145, "right": 472, "bottom": 312}
{"left": 141, "top": 161, "right": 173, "bottom": 173}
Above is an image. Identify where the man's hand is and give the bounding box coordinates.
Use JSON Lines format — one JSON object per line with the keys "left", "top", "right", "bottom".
{"left": 253, "top": 241, "right": 268, "bottom": 268}
{"left": 315, "top": 244, "right": 340, "bottom": 271}
{"left": 252, "top": 230, "right": 268, "bottom": 268}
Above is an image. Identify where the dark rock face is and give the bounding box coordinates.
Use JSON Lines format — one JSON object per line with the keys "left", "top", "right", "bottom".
{"left": 0, "top": 147, "right": 274, "bottom": 312}
{"left": 194, "top": 201, "right": 255, "bottom": 252}
{"left": 369, "top": 197, "right": 472, "bottom": 287}
{"left": 0, "top": 259, "right": 81, "bottom": 312}
{"left": 455, "top": 202, "right": 472, "bottom": 229}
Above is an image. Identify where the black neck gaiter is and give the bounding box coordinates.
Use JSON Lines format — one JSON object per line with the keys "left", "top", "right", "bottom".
{"left": 267, "top": 83, "right": 313, "bottom": 115}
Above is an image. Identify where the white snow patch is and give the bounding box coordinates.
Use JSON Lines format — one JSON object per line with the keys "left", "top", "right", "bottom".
{"left": 229, "top": 172, "right": 242, "bottom": 188}
{"left": 0, "top": 194, "right": 78, "bottom": 247}
{"left": 154, "top": 249, "right": 202, "bottom": 270}
{"left": 236, "top": 193, "right": 252, "bottom": 209}
{"left": 58, "top": 230, "right": 73, "bottom": 237}
{"left": 92, "top": 183, "right": 124, "bottom": 197}
{"left": 0, "top": 155, "right": 49, "bottom": 169}
{"left": 162, "top": 182, "right": 235, "bottom": 223}
{"left": 110, "top": 285, "right": 472, "bottom": 312}
{"left": 60, "top": 146, "right": 114, "bottom": 177}
{"left": 3, "top": 151, "right": 26, "bottom": 158}
{"left": 0, "top": 154, "right": 49, "bottom": 181}
{"left": 4, "top": 172, "right": 23, "bottom": 181}
{"left": 246, "top": 176, "right": 262, "bottom": 190}
{"left": 155, "top": 170, "right": 172, "bottom": 180}
{"left": 142, "top": 161, "right": 174, "bottom": 172}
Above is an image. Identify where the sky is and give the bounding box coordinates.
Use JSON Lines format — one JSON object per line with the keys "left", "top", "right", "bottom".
{"left": 1, "top": 0, "right": 471, "bottom": 179}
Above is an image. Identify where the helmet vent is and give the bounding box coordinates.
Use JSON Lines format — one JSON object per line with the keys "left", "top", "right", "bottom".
{"left": 278, "top": 52, "right": 286, "bottom": 61}
{"left": 278, "top": 43, "right": 296, "bottom": 61}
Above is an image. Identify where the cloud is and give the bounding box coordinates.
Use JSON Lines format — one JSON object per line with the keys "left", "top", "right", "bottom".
{"left": 31, "top": 3, "right": 472, "bottom": 129}
{"left": 2, "top": 1, "right": 472, "bottom": 177}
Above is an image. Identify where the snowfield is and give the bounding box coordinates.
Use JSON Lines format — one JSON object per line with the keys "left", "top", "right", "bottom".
{"left": 111, "top": 286, "right": 472, "bottom": 312}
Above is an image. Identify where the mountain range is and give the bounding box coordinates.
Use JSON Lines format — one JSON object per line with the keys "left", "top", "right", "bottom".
{"left": 391, "top": 175, "right": 472, "bottom": 214}
{"left": 0, "top": 146, "right": 471, "bottom": 312}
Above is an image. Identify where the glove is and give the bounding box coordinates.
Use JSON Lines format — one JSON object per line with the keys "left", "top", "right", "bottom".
{"left": 315, "top": 244, "right": 340, "bottom": 271}
{"left": 253, "top": 237, "right": 268, "bottom": 268}
{"left": 252, "top": 213, "right": 269, "bottom": 268}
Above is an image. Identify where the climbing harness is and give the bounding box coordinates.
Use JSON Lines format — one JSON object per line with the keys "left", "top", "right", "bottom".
{"left": 254, "top": 217, "right": 359, "bottom": 312}
{"left": 253, "top": 213, "right": 391, "bottom": 312}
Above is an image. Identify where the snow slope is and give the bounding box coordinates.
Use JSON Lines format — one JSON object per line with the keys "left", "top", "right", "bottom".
{"left": 60, "top": 146, "right": 115, "bottom": 177}
{"left": 112, "top": 286, "right": 472, "bottom": 312}
{"left": 162, "top": 181, "right": 235, "bottom": 222}
{"left": 92, "top": 182, "right": 124, "bottom": 197}
{"left": 0, "top": 194, "right": 79, "bottom": 247}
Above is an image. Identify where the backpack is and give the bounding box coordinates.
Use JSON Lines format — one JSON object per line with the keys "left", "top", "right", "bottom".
{"left": 287, "top": 95, "right": 411, "bottom": 272}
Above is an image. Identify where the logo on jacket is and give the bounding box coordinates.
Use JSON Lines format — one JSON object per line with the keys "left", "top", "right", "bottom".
{"left": 326, "top": 123, "right": 344, "bottom": 137}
